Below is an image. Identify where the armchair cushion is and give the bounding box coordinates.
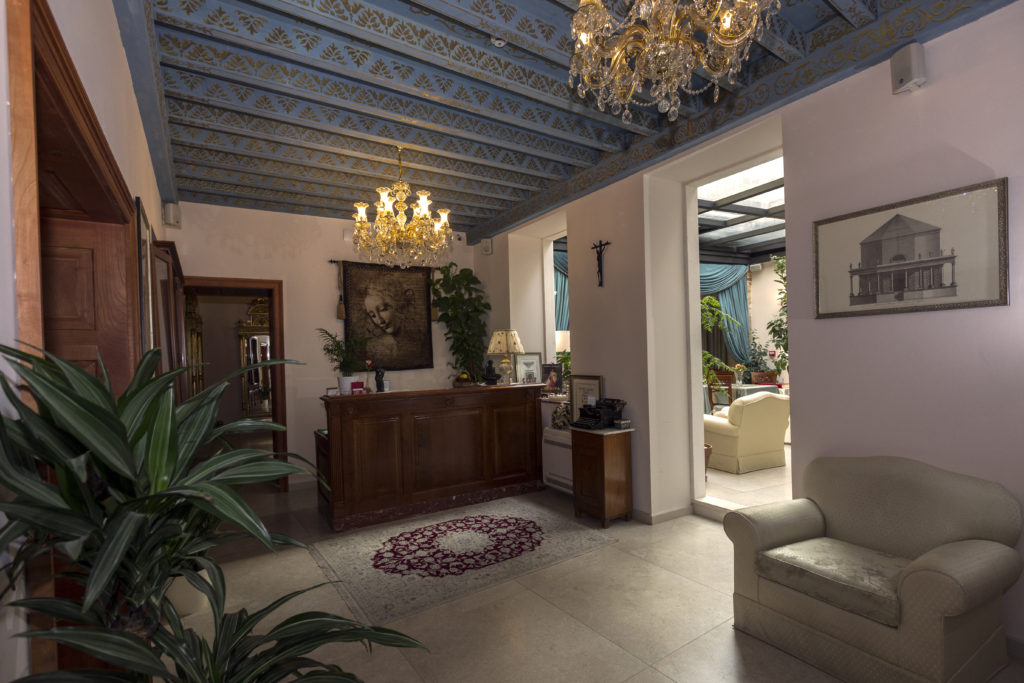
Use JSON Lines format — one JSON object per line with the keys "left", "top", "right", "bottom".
{"left": 758, "top": 537, "right": 910, "bottom": 627}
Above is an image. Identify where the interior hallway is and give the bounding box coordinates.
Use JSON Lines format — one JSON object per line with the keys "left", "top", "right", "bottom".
{"left": 198, "top": 480, "right": 1022, "bottom": 682}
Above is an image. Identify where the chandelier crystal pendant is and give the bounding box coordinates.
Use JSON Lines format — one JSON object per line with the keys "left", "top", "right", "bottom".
{"left": 569, "top": 0, "right": 781, "bottom": 123}
{"left": 352, "top": 147, "right": 452, "bottom": 269}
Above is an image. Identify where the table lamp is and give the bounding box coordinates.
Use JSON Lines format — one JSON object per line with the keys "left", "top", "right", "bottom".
{"left": 487, "top": 329, "right": 523, "bottom": 384}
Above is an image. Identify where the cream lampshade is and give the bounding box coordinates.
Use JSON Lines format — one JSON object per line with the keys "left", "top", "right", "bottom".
{"left": 487, "top": 329, "right": 524, "bottom": 385}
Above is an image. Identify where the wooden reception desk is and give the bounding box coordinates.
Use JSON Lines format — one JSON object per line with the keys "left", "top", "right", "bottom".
{"left": 317, "top": 384, "right": 542, "bottom": 531}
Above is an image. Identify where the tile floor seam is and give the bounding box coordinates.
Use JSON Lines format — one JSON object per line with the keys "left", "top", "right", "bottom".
{"left": 513, "top": 573, "right": 651, "bottom": 680}
{"left": 649, "top": 614, "right": 736, "bottom": 681}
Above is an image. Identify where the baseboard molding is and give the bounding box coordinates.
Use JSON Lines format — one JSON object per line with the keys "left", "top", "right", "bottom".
{"left": 632, "top": 504, "right": 693, "bottom": 525}
{"left": 1008, "top": 635, "right": 1023, "bottom": 661}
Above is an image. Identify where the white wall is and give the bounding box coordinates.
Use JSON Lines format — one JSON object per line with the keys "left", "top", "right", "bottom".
{"left": 783, "top": 2, "right": 1024, "bottom": 641}
{"left": 174, "top": 202, "right": 475, "bottom": 465}
{"left": 48, "top": 0, "right": 163, "bottom": 236}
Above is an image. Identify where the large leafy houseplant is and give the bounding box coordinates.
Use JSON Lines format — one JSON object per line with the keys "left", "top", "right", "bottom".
{"left": 700, "top": 295, "right": 737, "bottom": 390}
{"left": 765, "top": 255, "right": 788, "bottom": 374}
{"left": 0, "top": 345, "right": 422, "bottom": 680}
{"left": 430, "top": 262, "right": 491, "bottom": 381}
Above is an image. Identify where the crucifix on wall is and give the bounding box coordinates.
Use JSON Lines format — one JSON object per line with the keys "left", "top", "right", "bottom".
{"left": 592, "top": 240, "right": 611, "bottom": 287}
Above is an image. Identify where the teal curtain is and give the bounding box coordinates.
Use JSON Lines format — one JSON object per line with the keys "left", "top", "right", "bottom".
{"left": 554, "top": 251, "right": 569, "bottom": 331}
{"left": 700, "top": 264, "right": 750, "bottom": 365}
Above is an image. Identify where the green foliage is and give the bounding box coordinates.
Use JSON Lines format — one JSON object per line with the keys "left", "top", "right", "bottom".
{"left": 746, "top": 333, "right": 773, "bottom": 377}
{"left": 430, "top": 262, "right": 491, "bottom": 381}
{"left": 317, "top": 328, "right": 366, "bottom": 375}
{"left": 700, "top": 296, "right": 738, "bottom": 388}
{"left": 766, "top": 255, "right": 788, "bottom": 373}
{"left": 555, "top": 350, "right": 571, "bottom": 384}
{"left": 17, "top": 579, "right": 424, "bottom": 682}
{"left": 0, "top": 345, "right": 421, "bottom": 681}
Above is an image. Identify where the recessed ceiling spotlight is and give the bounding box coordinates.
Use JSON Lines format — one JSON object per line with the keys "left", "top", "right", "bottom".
{"left": 490, "top": 36, "right": 507, "bottom": 48}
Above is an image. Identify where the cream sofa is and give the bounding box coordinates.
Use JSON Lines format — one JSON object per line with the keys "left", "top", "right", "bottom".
{"left": 703, "top": 392, "right": 789, "bottom": 473}
{"left": 724, "top": 456, "right": 1023, "bottom": 683}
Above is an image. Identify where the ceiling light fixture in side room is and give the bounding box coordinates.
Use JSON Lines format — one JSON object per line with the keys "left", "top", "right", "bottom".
{"left": 352, "top": 146, "right": 452, "bottom": 269}
{"left": 569, "top": 0, "right": 781, "bottom": 123}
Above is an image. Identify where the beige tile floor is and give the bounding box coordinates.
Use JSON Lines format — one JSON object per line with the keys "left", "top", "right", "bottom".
{"left": 193, "top": 479, "right": 1023, "bottom": 683}
{"left": 704, "top": 446, "right": 793, "bottom": 508}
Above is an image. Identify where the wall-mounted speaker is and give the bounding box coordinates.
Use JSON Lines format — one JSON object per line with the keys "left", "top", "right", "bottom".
{"left": 891, "top": 42, "right": 926, "bottom": 94}
{"left": 162, "top": 202, "right": 181, "bottom": 227}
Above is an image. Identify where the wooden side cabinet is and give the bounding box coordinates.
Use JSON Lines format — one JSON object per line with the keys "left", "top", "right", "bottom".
{"left": 571, "top": 427, "right": 634, "bottom": 528}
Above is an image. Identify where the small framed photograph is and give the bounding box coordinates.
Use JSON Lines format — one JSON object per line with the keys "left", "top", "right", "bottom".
{"left": 814, "top": 178, "right": 1007, "bottom": 318}
{"left": 514, "top": 352, "right": 542, "bottom": 383}
{"left": 541, "top": 363, "right": 563, "bottom": 394}
{"left": 570, "top": 375, "right": 603, "bottom": 422}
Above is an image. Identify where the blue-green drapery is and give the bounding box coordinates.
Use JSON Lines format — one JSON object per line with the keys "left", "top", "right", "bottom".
{"left": 554, "top": 251, "right": 569, "bottom": 331}
{"left": 699, "top": 264, "right": 750, "bottom": 365}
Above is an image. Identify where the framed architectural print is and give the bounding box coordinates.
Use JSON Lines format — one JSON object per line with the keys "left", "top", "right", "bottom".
{"left": 814, "top": 178, "right": 1007, "bottom": 318}
{"left": 514, "top": 352, "right": 542, "bottom": 383}
{"left": 343, "top": 261, "right": 433, "bottom": 370}
{"left": 570, "top": 375, "right": 603, "bottom": 422}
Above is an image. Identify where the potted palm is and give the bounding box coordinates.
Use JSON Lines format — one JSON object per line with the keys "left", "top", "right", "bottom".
{"left": 0, "top": 344, "right": 422, "bottom": 680}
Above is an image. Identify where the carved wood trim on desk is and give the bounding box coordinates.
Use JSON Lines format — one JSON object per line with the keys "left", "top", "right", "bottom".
{"left": 318, "top": 384, "right": 542, "bottom": 531}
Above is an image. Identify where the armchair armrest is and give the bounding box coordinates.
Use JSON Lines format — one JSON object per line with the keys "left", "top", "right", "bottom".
{"left": 724, "top": 499, "right": 825, "bottom": 552}
{"left": 724, "top": 499, "right": 824, "bottom": 599}
{"left": 898, "top": 539, "right": 1023, "bottom": 616}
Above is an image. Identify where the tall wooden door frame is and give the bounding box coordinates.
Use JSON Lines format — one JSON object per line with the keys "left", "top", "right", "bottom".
{"left": 184, "top": 276, "right": 289, "bottom": 491}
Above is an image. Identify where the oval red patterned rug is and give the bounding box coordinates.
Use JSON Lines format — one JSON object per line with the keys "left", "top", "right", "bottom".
{"left": 372, "top": 514, "right": 544, "bottom": 578}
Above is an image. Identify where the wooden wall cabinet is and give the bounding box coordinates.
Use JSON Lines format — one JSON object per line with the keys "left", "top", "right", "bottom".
{"left": 571, "top": 428, "right": 634, "bottom": 528}
{"left": 319, "top": 384, "right": 542, "bottom": 530}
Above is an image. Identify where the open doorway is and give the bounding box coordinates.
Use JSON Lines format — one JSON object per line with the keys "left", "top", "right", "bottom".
{"left": 696, "top": 158, "right": 791, "bottom": 510}
{"left": 183, "top": 277, "right": 289, "bottom": 490}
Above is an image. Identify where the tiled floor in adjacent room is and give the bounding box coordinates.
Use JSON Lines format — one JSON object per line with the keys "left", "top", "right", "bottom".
{"left": 196, "top": 479, "right": 1024, "bottom": 683}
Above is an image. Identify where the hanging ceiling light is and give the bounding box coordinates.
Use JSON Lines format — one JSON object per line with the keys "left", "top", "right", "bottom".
{"left": 352, "top": 147, "right": 452, "bottom": 269}
{"left": 569, "top": 0, "right": 781, "bottom": 123}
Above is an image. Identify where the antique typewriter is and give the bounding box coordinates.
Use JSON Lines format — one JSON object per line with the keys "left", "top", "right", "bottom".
{"left": 571, "top": 398, "right": 626, "bottom": 430}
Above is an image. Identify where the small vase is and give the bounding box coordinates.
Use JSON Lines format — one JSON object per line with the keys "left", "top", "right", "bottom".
{"left": 338, "top": 375, "right": 355, "bottom": 395}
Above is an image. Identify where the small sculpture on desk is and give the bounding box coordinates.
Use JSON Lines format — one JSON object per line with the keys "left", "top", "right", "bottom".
{"left": 551, "top": 401, "right": 571, "bottom": 429}
{"left": 482, "top": 360, "right": 500, "bottom": 386}
{"left": 375, "top": 367, "right": 386, "bottom": 393}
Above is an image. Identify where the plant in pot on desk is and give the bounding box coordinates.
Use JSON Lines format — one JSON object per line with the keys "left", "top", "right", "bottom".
{"left": 317, "top": 327, "right": 367, "bottom": 394}
{"left": 431, "top": 262, "right": 490, "bottom": 385}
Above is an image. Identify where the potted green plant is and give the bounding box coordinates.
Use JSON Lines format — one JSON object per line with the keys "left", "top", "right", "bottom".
{"left": 747, "top": 333, "right": 777, "bottom": 384}
{"left": 0, "top": 345, "right": 423, "bottom": 680}
{"left": 700, "top": 295, "right": 737, "bottom": 397}
{"left": 765, "top": 254, "right": 788, "bottom": 376}
{"left": 430, "top": 262, "right": 491, "bottom": 382}
{"left": 317, "top": 327, "right": 366, "bottom": 394}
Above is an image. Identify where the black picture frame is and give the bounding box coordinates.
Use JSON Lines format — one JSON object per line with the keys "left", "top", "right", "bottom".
{"left": 136, "top": 197, "right": 153, "bottom": 353}
{"left": 814, "top": 178, "right": 1008, "bottom": 318}
{"left": 342, "top": 261, "right": 433, "bottom": 370}
{"left": 541, "top": 363, "right": 563, "bottom": 394}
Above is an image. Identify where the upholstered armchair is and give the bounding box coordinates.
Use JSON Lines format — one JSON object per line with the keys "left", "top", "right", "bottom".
{"left": 703, "top": 392, "right": 789, "bottom": 473}
{"left": 724, "top": 456, "right": 1023, "bottom": 683}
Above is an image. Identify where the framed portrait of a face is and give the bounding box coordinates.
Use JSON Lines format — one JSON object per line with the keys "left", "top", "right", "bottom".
{"left": 343, "top": 261, "right": 433, "bottom": 370}
{"left": 541, "top": 363, "right": 563, "bottom": 394}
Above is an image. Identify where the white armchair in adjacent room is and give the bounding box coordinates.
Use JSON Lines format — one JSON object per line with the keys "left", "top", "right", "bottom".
{"left": 703, "top": 392, "right": 790, "bottom": 473}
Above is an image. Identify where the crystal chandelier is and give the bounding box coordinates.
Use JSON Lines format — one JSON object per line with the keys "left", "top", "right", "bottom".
{"left": 569, "top": 0, "right": 781, "bottom": 123}
{"left": 352, "top": 147, "right": 452, "bottom": 269}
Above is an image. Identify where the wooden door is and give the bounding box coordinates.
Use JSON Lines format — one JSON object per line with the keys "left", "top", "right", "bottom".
{"left": 41, "top": 217, "right": 137, "bottom": 389}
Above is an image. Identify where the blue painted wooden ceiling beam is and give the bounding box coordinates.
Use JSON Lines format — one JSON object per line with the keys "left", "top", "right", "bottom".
{"left": 175, "top": 176, "right": 499, "bottom": 222}
{"left": 404, "top": 0, "right": 574, "bottom": 66}
{"left": 152, "top": 0, "right": 659, "bottom": 135}
{"left": 167, "top": 123, "right": 551, "bottom": 192}
{"left": 174, "top": 163, "right": 517, "bottom": 212}
{"left": 170, "top": 143, "right": 533, "bottom": 203}
{"left": 827, "top": 0, "right": 877, "bottom": 27}
{"left": 160, "top": 67, "right": 602, "bottom": 167}
{"left": 154, "top": 27, "right": 636, "bottom": 151}
{"left": 165, "top": 96, "right": 578, "bottom": 182}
